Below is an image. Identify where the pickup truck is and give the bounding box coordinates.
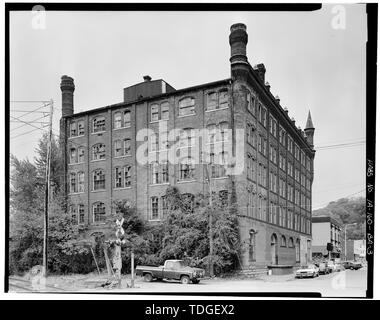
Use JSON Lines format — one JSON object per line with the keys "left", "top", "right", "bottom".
{"left": 136, "top": 259, "right": 205, "bottom": 284}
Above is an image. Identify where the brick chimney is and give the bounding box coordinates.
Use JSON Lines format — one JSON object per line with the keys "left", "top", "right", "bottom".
{"left": 229, "top": 23, "right": 248, "bottom": 66}
{"left": 60, "top": 75, "right": 75, "bottom": 117}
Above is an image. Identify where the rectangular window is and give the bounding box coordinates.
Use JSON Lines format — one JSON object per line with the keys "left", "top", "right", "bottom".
{"left": 92, "top": 144, "right": 106, "bottom": 160}
{"left": 69, "top": 148, "right": 77, "bottom": 164}
{"left": 93, "top": 202, "right": 106, "bottom": 222}
{"left": 161, "top": 102, "right": 169, "bottom": 120}
{"left": 179, "top": 97, "right": 195, "bottom": 116}
{"left": 151, "top": 197, "right": 159, "bottom": 220}
{"left": 69, "top": 205, "right": 77, "bottom": 222}
{"left": 93, "top": 170, "right": 105, "bottom": 190}
{"left": 124, "top": 166, "right": 131, "bottom": 187}
{"left": 151, "top": 104, "right": 159, "bottom": 122}
{"left": 78, "top": 204, "right": 85, "bottom": 224}
{"left": 114, "top": 112, "right": 122, "bottom": 129}
{"left": 78, "top": 147, "right": 85, "bottom": 163}
{"left": 262, "top": 107, "right": 267, "bottom": 127}
{"left": 78, "top": 120, "right": 85, "bottom": 135}
{"left": 123, "top": 110, "right": 131, "bottom": 127}
{"left": 124, "top": 139, "right": 131, "bottom": 156}
{"left": 219, "top": 90, "right": 229, "bottom": 109}
{"left": 207, "top": 92, "right": 217, "bottom": 110}
{"left": 70, "top": 121, "right": 77, "bottom": 137}
{"left": 78, "top": 172, "right": 84, "bottom": 193}
{"left": 69, "top": 172, "right": 77, "bottom": 193}
{"left": 93, "top": 117, "right": 106, "bottom": 133}
{"left": 114, "top": 140, "right": 122, "bottom": 157}
{"left": 161, "top": 196, "right": 168, "bottom": 217}
{"left": 115, "top": 167, "right": 122, "bottom": 188}
{"left": 161, "top": 162, "right": 169, "bottom": 183}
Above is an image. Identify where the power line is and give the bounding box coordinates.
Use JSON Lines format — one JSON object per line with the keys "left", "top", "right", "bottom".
{"left": 10, "top": 115, "right": 49, "bottom": 133}
{"left": 11, "top": 126, "right": 49, "bottom": 140}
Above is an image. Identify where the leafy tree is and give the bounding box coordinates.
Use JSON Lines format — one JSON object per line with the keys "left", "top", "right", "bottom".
{"left": 150, "top": 186, "right": 241, "bottom": 275}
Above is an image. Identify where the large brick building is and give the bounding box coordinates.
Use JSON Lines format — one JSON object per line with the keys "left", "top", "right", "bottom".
{"left": 60, "top": 23, "right": 315, "bottom": 268}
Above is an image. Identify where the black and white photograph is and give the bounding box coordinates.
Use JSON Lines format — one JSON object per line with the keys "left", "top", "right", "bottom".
{"left": 4, "top": 2, "right": 377, "bottom": 301}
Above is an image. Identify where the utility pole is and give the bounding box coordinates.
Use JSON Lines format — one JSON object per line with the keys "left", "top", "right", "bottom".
{"left": 42, "top": 100, "right": 53, "bottom": 277}
{"left": 204, "top": 164, "right": 214, "bottom": 277}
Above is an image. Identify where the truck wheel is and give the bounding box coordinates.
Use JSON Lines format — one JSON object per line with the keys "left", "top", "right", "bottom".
{"left": 350, "top": 267, "right": 354, "bottom": 270}
{"left": 192, "top": 279, "right": 200, "bottom": 284}
{"left": 180, "top": 276, "right": 190, "bottom": 284}
{"left": 144, "top": 273, "right": 153, "bottom": 282}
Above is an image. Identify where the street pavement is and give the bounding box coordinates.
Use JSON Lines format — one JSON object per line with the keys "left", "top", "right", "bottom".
{"left": 8, "top": 268, "right": 367, "bottom": 297}
{"left": 117, "top": 268, "right": 367, "bottom": 298}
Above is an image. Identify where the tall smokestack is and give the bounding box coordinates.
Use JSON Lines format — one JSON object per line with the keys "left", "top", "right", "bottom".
{"left": 60, "top": 75, "right": 75, "bottom": 117}
{"left": 229, "top": 23, "right": 248, "bottom": 66}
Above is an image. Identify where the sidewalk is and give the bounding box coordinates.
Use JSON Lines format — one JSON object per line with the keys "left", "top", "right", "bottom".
{"left": 255, "top": 273, "right": 296, "bottom": 282}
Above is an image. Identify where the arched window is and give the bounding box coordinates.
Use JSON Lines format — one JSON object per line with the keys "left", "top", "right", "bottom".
{"left": 249, "top": 229, "right": 256, "bottom": 262}
{"left": 281, "top": 235, "right": 287, "bottom": 247}
{"left": 70, "top": 121, "right": 77, "bottom": 137}
{"left": 92, "top": 143, "right": 106, "bottom": 161}
{"left": 179, "top": 97, "right": 195, "bottom": 116}
{"left": 179, "top": 157, "right": 195, "bottom": 181}
{"left": 93, "top": 116, "right": 106, "bottom": 133}
{"left": 93, "top": 202, "right": 106, "bottom": 223}
{"left": 289, "top": 237, "right": 294, "bottom": 248}
{"left": 93, "top": 169, "right": 105, "bottom": 190}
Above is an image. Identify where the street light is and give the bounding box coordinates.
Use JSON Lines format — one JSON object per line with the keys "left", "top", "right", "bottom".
{"left": 344, "top": 223, "right": 357, "bottom": 261}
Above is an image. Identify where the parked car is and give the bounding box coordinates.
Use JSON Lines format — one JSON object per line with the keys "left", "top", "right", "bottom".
{"left": 326, "top": 260, "right": 337, "bottom": 273}
{"left": 295, "top": 264, "right": 320, "bottom": 278}
{"left": 335, "top": 263, "right": 345, "bottom": 272}
{"left": 342, "top": 261, "right": 363, "bottom": 270}
{"left": 136, "top": 259, "right": 205, "bottom": 284}
{"left": 317, "top": 262, "right": 330, "bottom": 275}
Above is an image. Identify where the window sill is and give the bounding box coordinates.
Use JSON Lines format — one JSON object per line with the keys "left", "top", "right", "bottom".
{"left": 114, "top": 155, "right": 132, "bottom": 159}
{"left": 91, "top": 131, "right": 107, "bottom": 135}
{"left": 212, "top": 176, "right": 228, "bottom": 180}
{"left": 178, "top": 113, "right": 196, "bottom": 119}
{"left": 205, "top": 107, "right": 229, "bottom": 113}
{"left": 92, "top": 222, "right": 107, "bottom": 225}
{"left": 113, "top": 126, "right": 131, "bottom": 131}
{"left": 150, "top": 119, "right": 168, "bottom": 124}
{"left": 68, "top": 135, "right": 85, "bottom": 139}
{"left": 69, "top": 192, "right": 85, "bottom": 195}
{"left": 148, "top": 219, "right": 161, "bottom": 222}
{"left": 91, "top": 159, "right": 106, "bottom": 163}
{"left": 177, "top": 179, "right": 197, "bottom": 184}
{"left": 149, "top": 183, "right": 170, "bottom": 187}
{"left": 91, "top": 189, "right": 106, "bottom": 193}
{"left": 114, "top": 187, "right": 132, "bottom": 190}
{"left": 68, "top": 162, "right": 85, "bottom": 166}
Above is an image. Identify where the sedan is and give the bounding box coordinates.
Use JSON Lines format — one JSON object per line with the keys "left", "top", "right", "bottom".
{"left": 295, "top": 264, "right": 320, "bottom": 278}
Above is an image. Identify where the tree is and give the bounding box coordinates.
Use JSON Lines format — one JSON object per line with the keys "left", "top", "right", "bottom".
{"left": 152, "top": 186, "right": 241, "bottom": 275}
{"left": 9, "top": 133, "right": 93, "bottom": 275}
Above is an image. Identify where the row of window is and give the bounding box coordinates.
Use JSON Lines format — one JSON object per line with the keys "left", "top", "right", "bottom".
{"left": 69, "top": 167, "right": 132, "bottom": 193}
{"left": 246, "top": 193, "right": 311, "bottom": 234}
{"left": 69, "top": 140, "right": 132, "bottom": 164}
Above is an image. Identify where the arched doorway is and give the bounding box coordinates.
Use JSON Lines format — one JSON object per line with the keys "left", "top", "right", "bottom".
{"left": 270, "top": 233, "right": 278, "bottom": 265}
{"left": 296, "top": 239, "right": 301, "bottom": 263}
{"left": 248, "top": 229, "right": 256, "bottom": 263}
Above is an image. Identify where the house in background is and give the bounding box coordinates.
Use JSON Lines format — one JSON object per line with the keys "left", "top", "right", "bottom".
{"left": 312, "top": 216, "right": 342, "bottom": 260}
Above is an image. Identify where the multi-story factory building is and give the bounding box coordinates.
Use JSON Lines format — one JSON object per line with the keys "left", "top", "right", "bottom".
{"left": 60, "top": 23, "right": 315, "bottom": 268}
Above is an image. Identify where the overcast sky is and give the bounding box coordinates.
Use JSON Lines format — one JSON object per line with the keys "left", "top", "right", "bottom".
{"left": 9, "top": 4, "right": 367, "bottom": 209}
